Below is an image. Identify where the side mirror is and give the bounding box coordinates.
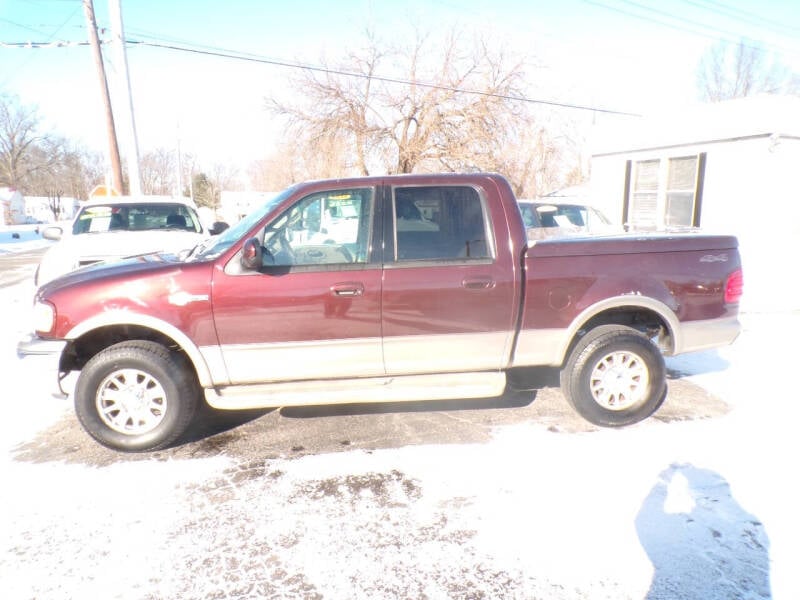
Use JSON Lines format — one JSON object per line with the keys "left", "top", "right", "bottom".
{"left": 42, "top": 226, "right": 63, "bottom": 241}
{"left": 240, "top": 237, "right": 263, "bottom": 270}
{"left": 209, "top": 221, "right": 229, "bottom": 236}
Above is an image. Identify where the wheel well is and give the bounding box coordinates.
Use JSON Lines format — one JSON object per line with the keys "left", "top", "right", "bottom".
{"left": 564, "top": 307, "right": 673, "bottom": 365}
{"left": 60, "top": 325, "right": 189, "bottom": 373}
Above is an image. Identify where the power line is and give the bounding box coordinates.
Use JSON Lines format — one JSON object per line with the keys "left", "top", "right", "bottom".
{"left": 0, "top": 17, "right": 48, "bottom": 36}
{"left": 127, "top": 39, "right": 641, "bottom": 117}
{"left": 0, "top": 4, "right": 83, "bottom": 87}
{"left": 580, "top": 0, "right": 800, "bottom": 59}
{"left": 678, "top": 0, "right": 800, "bottom": 37}
{"left": 2, "top": 33, "right": 641, "bottom": 115}
{"left": 616, "top": 0, "right": 800, "bottom": 48}
{"left": 0, "top": 40, "right": 90, "bottom": 47}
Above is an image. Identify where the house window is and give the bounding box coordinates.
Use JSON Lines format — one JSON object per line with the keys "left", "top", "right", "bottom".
{"left": 625, "top": 153, "right": 705, "bottom": 228}
{"left": 630, "top": 159, "right": 659, "bottom": 228}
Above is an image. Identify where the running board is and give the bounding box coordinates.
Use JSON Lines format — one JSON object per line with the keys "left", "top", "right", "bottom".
{"left": 204, "top": 371, "right": 507, "bottom": 410}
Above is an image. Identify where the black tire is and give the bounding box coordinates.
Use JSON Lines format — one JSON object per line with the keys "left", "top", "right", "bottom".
{"left": 74, "top": 340, "right": 199, "bottom": 452}
{"left": 560, "top": 324, "right": 666, "bottom": 427}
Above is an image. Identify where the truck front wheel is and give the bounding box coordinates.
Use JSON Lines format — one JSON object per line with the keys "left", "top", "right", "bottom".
{"left": 74, "top": 341, "right": 198, "bottom": 452}
{"left": 560, "top": 324, "right": 666, "bottom": 427}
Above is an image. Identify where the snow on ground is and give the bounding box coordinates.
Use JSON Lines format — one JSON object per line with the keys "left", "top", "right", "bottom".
{"left": 0, "top": 224, "right": 52, "bottom": 255}
{"left": 0, "top": 232, "right": 798, "bottom": 599}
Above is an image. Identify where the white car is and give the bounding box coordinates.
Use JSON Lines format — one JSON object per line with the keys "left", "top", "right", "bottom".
{"left": 518, "top": 199, "right": 616, "bottom": 238}
{"left": 36, "top": 197, "right": 221, "bottom": 287}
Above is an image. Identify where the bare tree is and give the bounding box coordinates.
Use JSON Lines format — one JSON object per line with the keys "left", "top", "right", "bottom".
{"left": 0, "top": 94, "right": 56, "bottom": 189}
{"left": 247, "top": 145, "right": 297, "bottom": 192}
{"left": 47, "top": 189, "right": 63, "bottom": 220}
{"left": 697, "top": 39, "right": 800, "bottom": 102}
{"left": 271, "top": 27, "right": 539, "bottom": 178}
{"left": 25, "top": 140, "right": 104, "bottom": 200}
{"left": 140, "top": 147, "right": 175, "bottom": 195}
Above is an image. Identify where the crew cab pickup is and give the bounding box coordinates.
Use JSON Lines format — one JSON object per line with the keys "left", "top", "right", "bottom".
{"left": 18, "top": 173, "right": 743, "bottom": 452}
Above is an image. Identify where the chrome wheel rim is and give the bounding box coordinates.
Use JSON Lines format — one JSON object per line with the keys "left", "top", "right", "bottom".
{"left": 96, "top": 368, "right": 167, "bottom": 435}
{"left": 589, "top": 351, "right": 648, "bottom": 411}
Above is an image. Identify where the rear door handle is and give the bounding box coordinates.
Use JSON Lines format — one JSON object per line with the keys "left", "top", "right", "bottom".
{"left": 462, "top": 277, "right": 495, "bottom": 290}
{"left": 331, "top": 282, "right": 365, "bottom": 296}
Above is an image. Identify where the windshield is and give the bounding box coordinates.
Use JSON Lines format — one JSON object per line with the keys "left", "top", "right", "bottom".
{"left": 72, "top": 203, "right": 202, "bottom": 234}
{"left": 192, "top": 189, "right": 292, "bottom": 259}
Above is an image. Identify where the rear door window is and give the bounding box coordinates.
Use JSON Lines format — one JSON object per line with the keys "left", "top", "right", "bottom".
{"left": 392, "top": 186, "right": 492, "bottom": 261}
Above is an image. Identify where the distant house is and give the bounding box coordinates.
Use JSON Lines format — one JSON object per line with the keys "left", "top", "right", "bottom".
{"left": 219, "top": 191, "right": 279, "bottom": 224}
{"left": 23, "top": 196, "right": 79, "bottom": 223}
{"left": 0, "top": 187, "right": 25, "bottom": 225}
{"left": 0, "top": 189, "right": 78, "bottom": 225}
{"left": 589, "top": 94, "right": 800, "bottom": 312}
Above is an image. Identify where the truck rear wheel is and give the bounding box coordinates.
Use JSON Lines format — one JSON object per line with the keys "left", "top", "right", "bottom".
{"left": 560, "top": 324, "right": 666, "bottom": 427}
{"left": 74, "top": 341, "right": 198, "bottom": 452}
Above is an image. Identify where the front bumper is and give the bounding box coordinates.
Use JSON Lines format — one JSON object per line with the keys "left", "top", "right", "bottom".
{"left": 16, "top": 333, "right": 67, "bottom": 358}
{"left": 16, "top": 334, "right": 74, "bottom": 397}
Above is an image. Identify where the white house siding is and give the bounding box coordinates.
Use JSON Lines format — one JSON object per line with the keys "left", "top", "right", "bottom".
{"left": 589, "top": 96, "right": 800, "bottom": 312}
{"left": 1, "top": 188, "right": 25, "bottom": 225}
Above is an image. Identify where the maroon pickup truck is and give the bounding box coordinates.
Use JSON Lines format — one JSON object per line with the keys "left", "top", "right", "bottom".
{"left": 18, "top": 173, "right": 743, "bottom": 452}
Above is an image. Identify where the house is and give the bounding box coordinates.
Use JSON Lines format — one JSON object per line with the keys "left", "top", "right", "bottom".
{"left": 589, "top": 94, "right": 800, "bottom": 312}
{"left": 1, "top": 187, "right": 25, "bottom": 225}
{"left": 22, "top": 196, "right": 79, "bottom": 223}
{"left": 219, "top": 190, "right": 279, "bottom": 224}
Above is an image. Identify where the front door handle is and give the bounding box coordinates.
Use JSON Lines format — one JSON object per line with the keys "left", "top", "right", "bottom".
{"left": 462, "top": 277, "right": 495, "bottom": 290}
{"left": 331, "top": 282, "right": 365, "bottom": 297}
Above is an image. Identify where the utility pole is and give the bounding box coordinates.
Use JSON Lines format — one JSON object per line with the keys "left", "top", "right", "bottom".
{"left": 83, "top": 0, "right": 124, "bottom": 195}
{"left": 109, "top": 0, "right": 141, "bottom": 196}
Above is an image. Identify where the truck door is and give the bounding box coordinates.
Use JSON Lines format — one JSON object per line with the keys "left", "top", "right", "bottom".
{"left": 212, "top": 186, "right": 383, "bottom": 384}
{"left": 380, "top": 183, "right": 519, "bottom": 375}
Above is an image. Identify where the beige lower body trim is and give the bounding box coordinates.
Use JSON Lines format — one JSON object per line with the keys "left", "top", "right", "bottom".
{"left": 512, "top": 315, "right": 741, "bottom": 368}
{"left": 512, "top": 328, "right": 569, "bottom": 367}
{"left": 383, "top": 331, "right": 514, "bottom": 374}
{"left": 212, "top": 337, "right": 384, "bottom": 385}
{"left": 204, "top": 371, "right": 507, "bottom": 410}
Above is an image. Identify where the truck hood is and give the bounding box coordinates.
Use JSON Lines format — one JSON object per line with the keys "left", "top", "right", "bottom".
{"left": 37, "top": 229, "right": 205, "bottom": 286}
{"left": 56, "top": 229, "right": 203, "bottom": 261}
{"left": 37, "top": 252, "right": 187, "bottom": 296}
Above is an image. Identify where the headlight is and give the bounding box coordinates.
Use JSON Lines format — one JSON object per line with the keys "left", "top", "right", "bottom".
{"left": 32, "top": 301, "right": 56, "bottom": 334}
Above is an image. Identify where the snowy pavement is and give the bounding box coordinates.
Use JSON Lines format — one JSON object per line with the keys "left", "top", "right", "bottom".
{"left": 1, "top": 246, "right": 798, "bottom": 598}
{"left": 0, "top": 224, "right": 52, "bottom": 255}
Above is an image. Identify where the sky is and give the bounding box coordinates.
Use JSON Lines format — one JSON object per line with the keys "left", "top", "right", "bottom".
{"left": 1, "top": 0, "right": 800, "bottom": 180}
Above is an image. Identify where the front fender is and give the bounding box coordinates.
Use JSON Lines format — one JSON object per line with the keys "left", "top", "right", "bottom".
{"left": 65, "top": 310, "right": 219, "bottom": 388}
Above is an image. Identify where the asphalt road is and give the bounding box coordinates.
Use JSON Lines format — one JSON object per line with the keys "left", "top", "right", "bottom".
{"left": 0, "top": 246, "right": 46, "bottom": 288}
{"left": 13, "top": 373, "right": 727, "bottom": 468}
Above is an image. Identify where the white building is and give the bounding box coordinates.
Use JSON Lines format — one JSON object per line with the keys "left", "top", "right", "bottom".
{"left": 1, "top": 188, "right": 25, "bottom": 225}
{"left": 219, "top": 191, "right": 279, "bottom": 224}
{"left": 589, "top": 95, "right": 800, "bottom": 312}
{"left": 22, "top": 196, "right": 79, "bottom": 223}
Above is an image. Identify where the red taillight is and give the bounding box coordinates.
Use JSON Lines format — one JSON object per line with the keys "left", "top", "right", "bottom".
{"left": 725, "top": 268, "right": 743, "bottom": 304}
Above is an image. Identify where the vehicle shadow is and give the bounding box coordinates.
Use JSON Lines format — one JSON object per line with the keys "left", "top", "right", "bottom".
{"left": 665, "top": 349, "right": 731, "bottom": 379}
{"left": 636, "top": 463, "right": 771, "bottom": 599}
{"left": 11, "top": 372, "right": 730, "bottom": 466}
{"left": 279, "top": 388, "right": 536, "bottom": 419}
{"left": 176, "top": 402, "right": 275, "bottom": 447}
